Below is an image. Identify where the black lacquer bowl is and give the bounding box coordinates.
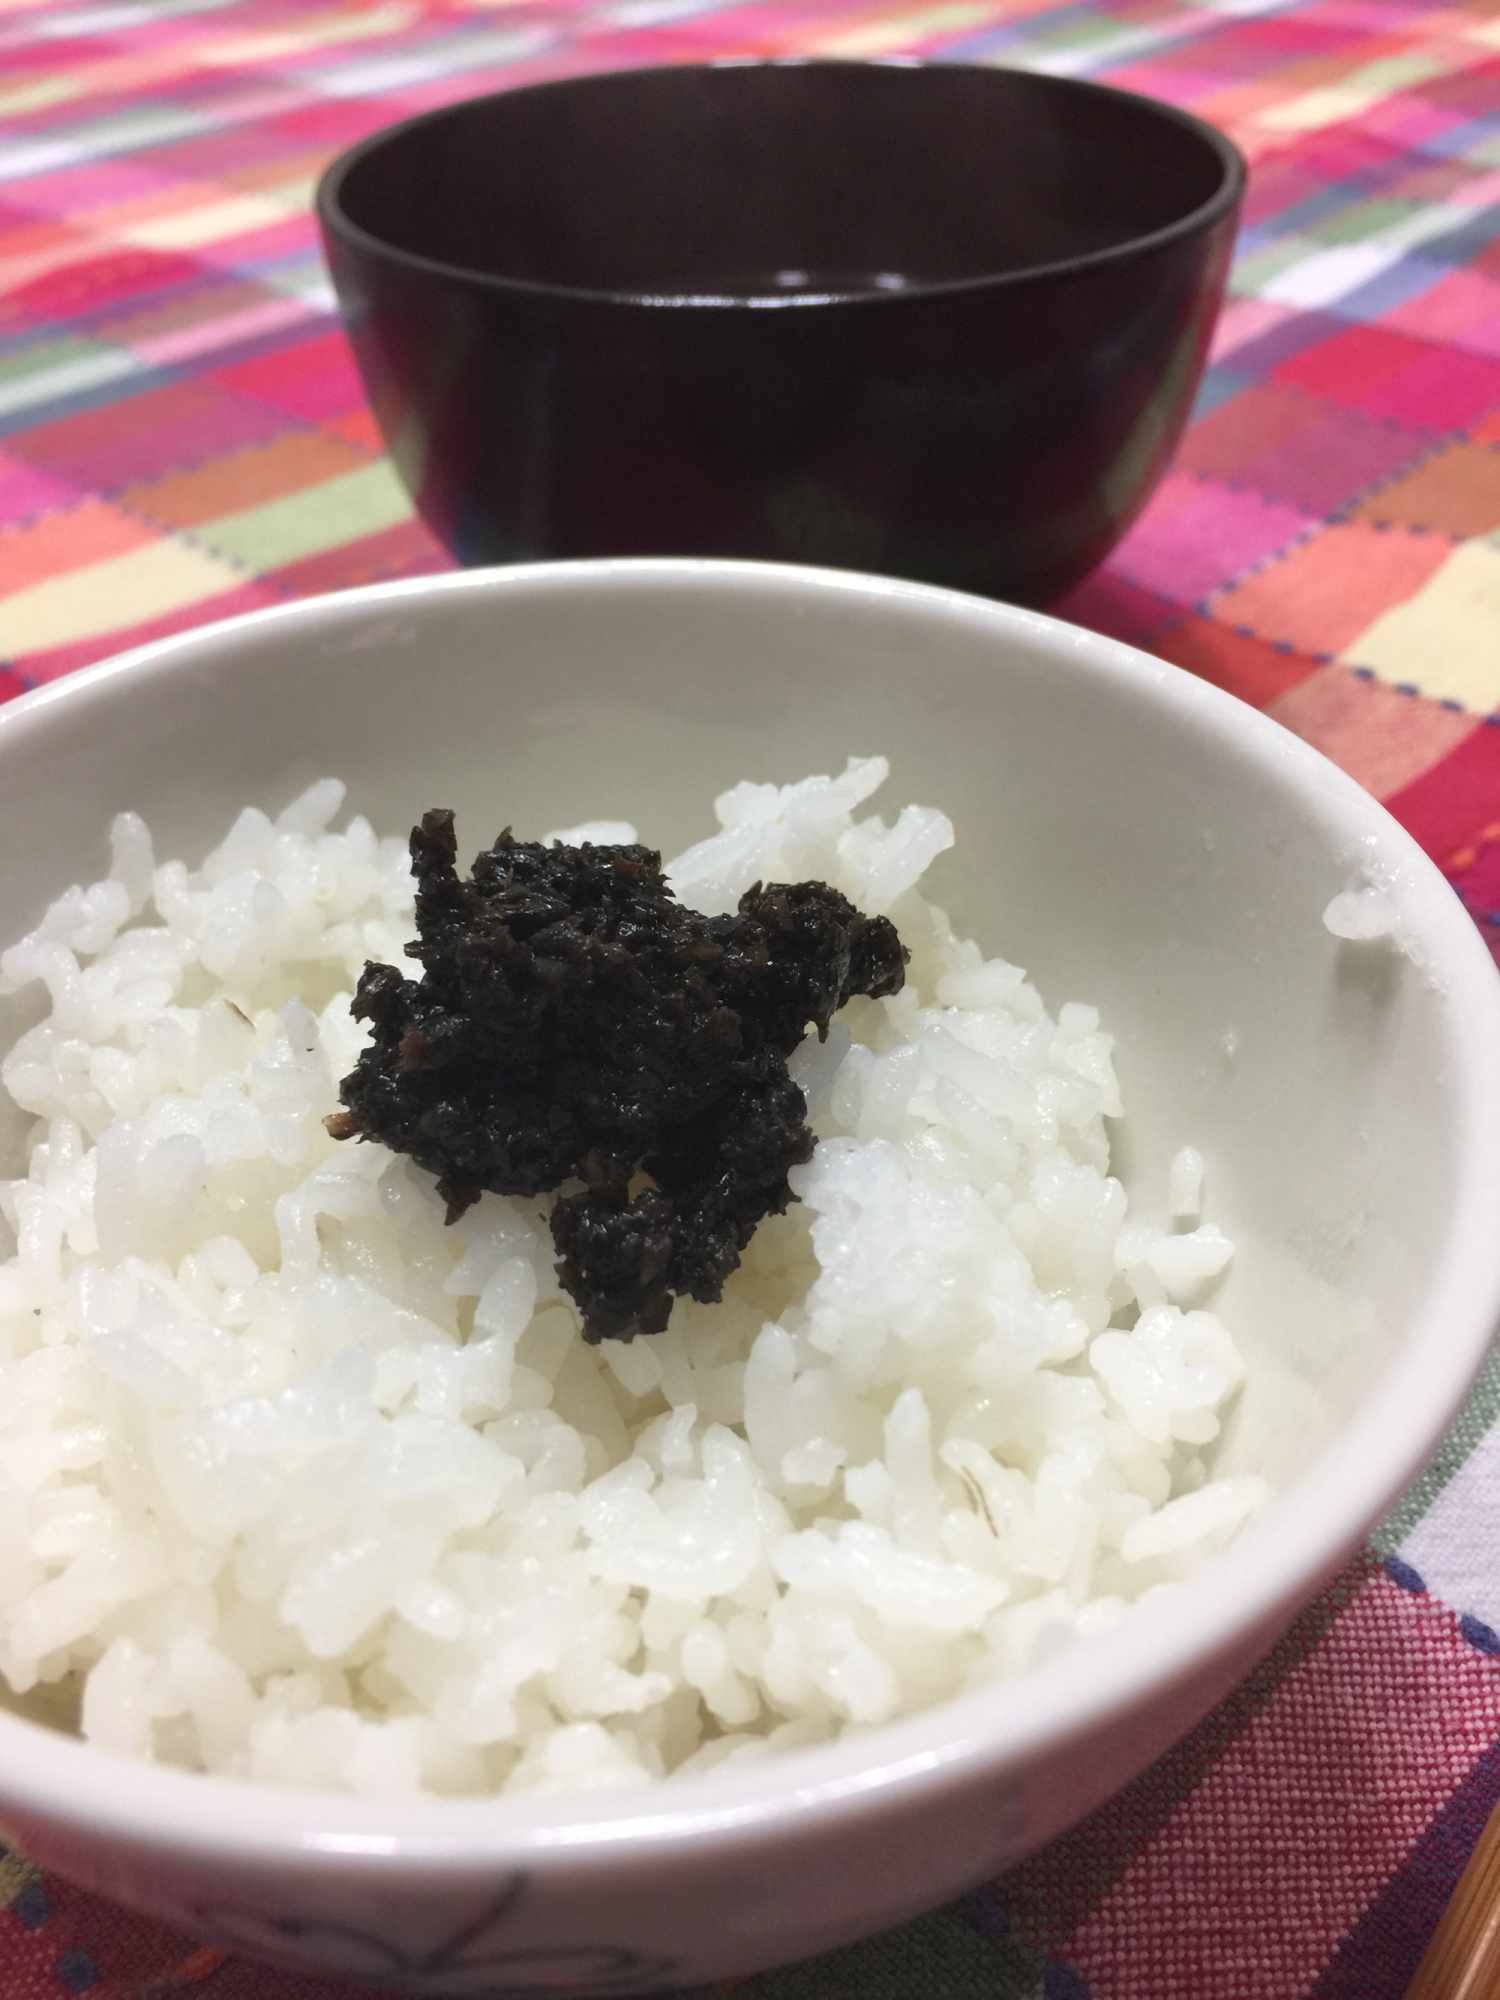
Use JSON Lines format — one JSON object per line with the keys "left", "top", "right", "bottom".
{"left": 316, "top": 60, "right": 1244, "bottom": 604}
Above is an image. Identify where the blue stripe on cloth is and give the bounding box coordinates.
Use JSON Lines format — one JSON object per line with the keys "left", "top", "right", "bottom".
{"left": 1191, "top": 369, "right": 1253, "bottom": 419}
{"left": 11, "top": 1882, "right": 51, "bottom": 1931}
{"left": 0, "top": 361, "right": 184, "bottom": 441}
{"left": 1210, "top": 308, "right": 1349, "bottom": 378}
{"left": 56, "top": 1946, "right": 101, "bottom": 1993}
{"left": 1043, "top": 1964, "right": 1092, "bottom": 1999}
{"left": 1333, "top": 257, "right": 1457, "bottom": 326}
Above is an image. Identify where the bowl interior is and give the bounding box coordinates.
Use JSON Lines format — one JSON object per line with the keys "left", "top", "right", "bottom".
{"left": 1, "top": 561, "right": 1492, "bottom": 1540}
{"left": 325, "top": 62, "right": 1239, "bottom": 300}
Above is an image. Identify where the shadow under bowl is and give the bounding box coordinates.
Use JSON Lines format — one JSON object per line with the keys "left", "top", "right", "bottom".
{"left": 316, "top": 60, "right": 1244, "bottom": 604}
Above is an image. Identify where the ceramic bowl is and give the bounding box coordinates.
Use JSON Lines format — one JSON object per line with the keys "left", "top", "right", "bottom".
{"left": 315, "top": 61, "right": 1244, "bottom": 605}
{"left": 0, "top": 560, "right": 1497, "bottom": 1996}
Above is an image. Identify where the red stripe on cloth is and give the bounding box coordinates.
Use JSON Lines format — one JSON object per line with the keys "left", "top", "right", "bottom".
{"left": 0, "top": 216, "right": 80, "bottom": 271}
{"left": 0, "top": 1898, "right": 84, "bottom": 2000}
{"left": 262, "top": 517, "right": 453, "bottom": 598}
{"left": 35, "top": 1866, "right": 393, "bottom": 2000}
{"left": 210, "top": 329, "right": 367, "bottom": 423}
{"left": 264, "top": 100, "right": 406, "bottom": 150}
{"left": 0, "top": 497, "right": 156, "bottom": 590}
{"left": 1364, "top": 347, "right": 1500, "bottom": 434}
{"left": 1176, "top": 381, "right": 1320, "bottom": 476}
{"left": 1383, "top": 723, "right": 1500, "bottom": 869}
{"left": 1000, "top": 1561, "right": 1376, "bottom": 1956}
{"left": 1057, "top": 1572, "right": 1500, "bottom": 2000}
{"left": 0, "top": 248, "right": 207, "bottom": 335}
{"left": 38, "top": 1870, "right": 207, "bottom": 1995}
{"left": 1152, "top": 614, "right": 1320, "bottom": 709}
{"left": 1048, "top": 572, "right": 1178, "bottom": 653}
{"left": 1220, "top": 402, "right": 1431, "bottom": 520}
{"left": 1307, "top": 1729, "right": 1500, "bottom": 2000}
{"left": 1271, "top": 323, "right": 1442, "bottom": 404}
{"left": 322, "top": 406, "right": 386, "bottom": 454}
{"left": 10, "top": 380, "right": 295, "bottom": 492}
{"left": 1451, "top": 836, "right": 1500, "bottom": 917}
{"left": 1266, "top": 666, "right": 1478, "bottom": 801}
{"left": 1207, "top": 519, "right": 1452, "bottom": 659}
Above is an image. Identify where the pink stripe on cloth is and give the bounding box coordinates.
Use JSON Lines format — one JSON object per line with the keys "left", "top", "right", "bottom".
{"left": 1058, "top": 1570, "right": 1500, "bottom": 2000}
{"left": 1392, "top": 272, "right": 1500, "bottom": 350}
{"left": 10, "top": 162, "right": 172, "bottom": 217}
{"left": 0, "top": 451, "right": 80, "bottom": 531}
{"left": 1210, "top": 296, "right": 1296, "bottom": 363}
{"left": 129, "top": 294, "right": 312, "bottom": 367}
{"left": 1108, "top": 474, "right": 1314, "bottom": 604}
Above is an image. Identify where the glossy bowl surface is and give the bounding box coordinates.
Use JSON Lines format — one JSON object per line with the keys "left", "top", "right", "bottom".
{"left": 0, "top": 560, "right": 1497, "bottom": 1996}
{"left": 316, "top": 61, "right": 1244, "bottom": 603}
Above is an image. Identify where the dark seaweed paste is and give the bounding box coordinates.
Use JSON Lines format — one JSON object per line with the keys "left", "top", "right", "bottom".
{"left": 328, "top": 811, "right": 906, "bottom": 1342}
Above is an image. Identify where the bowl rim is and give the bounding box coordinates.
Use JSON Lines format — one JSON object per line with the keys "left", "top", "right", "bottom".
{"left": 0, "top": 556, "right": 1496, "bottom": 1877}
{"left": 313, "top": 58, "right": 1247, "bottom": 312}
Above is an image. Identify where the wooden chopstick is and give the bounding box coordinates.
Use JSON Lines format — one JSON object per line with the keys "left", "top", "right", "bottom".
{"left": 1406, "top": 1790, "right": 1500, "bottom": 1999}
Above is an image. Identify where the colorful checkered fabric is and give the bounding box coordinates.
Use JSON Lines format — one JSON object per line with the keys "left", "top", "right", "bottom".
{"left": 3, "top": 0, "right": 1500, "bottom": 1995}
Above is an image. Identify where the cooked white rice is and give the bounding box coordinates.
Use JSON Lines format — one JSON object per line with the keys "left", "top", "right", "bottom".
{"left": 0, "top": 759, "right": 1265, "bottom": 1797}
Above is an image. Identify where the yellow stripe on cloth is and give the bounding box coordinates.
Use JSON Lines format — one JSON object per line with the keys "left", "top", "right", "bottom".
{"left": 1256, "top": 53, "right": 1448, "bottom": 133}
{"left": 196, "top": 2, "right": 420, "bottom": 67}
{"left": 1, "top": 539, "right": 247, "bottom": 655}
{"left": 1338, "top": 538, "right": 1500, "bottom": 714}
{"left": 814, "top": 4, "right": 999, "bottom": 55}
{"left": 191, "top": 461, "right": 414, "bottom": 573}
{"left": 0, "top": 1847, "right": 41, "bottom": 1909}
{"left": 117, "top": 194, "right": 302, "bottom": 252}
{"left": 0, "top": 74, "right": 82, "bottom": 117}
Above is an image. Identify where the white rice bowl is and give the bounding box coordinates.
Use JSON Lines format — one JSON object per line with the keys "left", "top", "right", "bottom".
{"left": 0, "top": 758, "right": 1265, "bottom": 1799}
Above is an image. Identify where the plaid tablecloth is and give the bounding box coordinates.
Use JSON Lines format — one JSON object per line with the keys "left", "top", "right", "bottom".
{"left": 4, "top": 0, "right": 1500, "bottom": 1995}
